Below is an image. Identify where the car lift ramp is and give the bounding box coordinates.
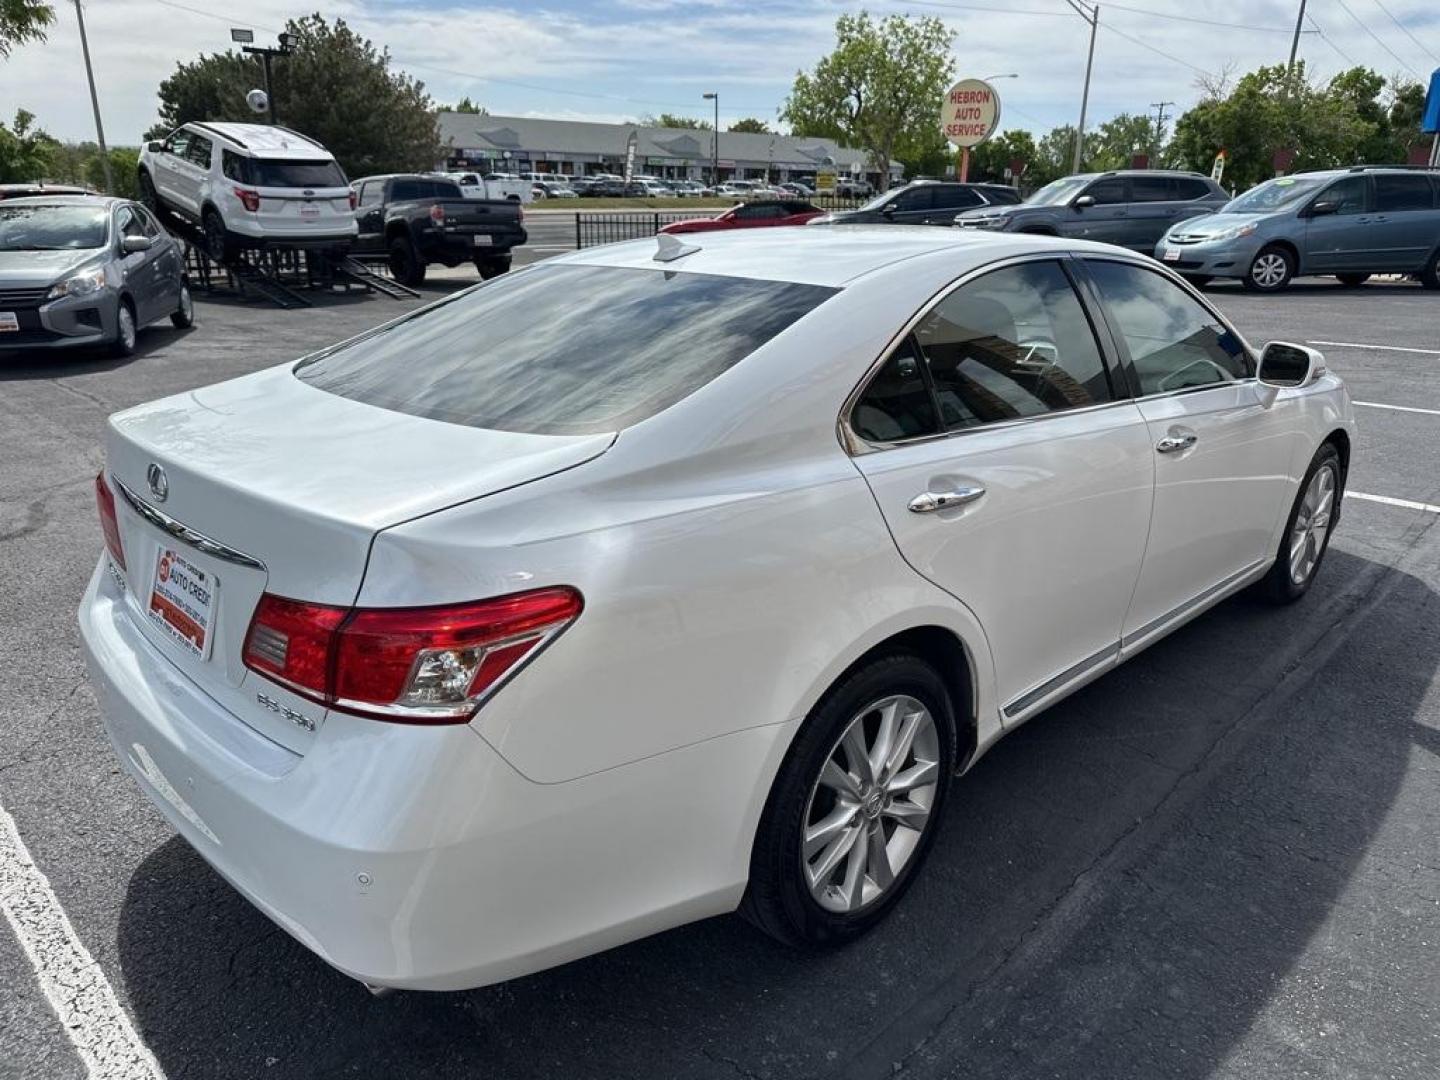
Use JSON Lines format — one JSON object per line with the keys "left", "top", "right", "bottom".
{"left": 155, "top": 207, "right": 417, "bottom": 308}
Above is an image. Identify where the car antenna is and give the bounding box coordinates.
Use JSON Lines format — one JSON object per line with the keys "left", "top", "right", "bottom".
{"left": 654, "top": 232, "right": 700, "bottom": 263}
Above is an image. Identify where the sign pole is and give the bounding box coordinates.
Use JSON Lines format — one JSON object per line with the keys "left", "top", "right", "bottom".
{"left": 959, "top": 147, "right": 970, "bottom": 183}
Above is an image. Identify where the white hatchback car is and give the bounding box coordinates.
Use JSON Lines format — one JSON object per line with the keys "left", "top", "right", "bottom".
{"left": 138, "top": 122, "right": 357, "bottom": 261}
{"left": 81, "top": 227, "right": 1353, "bottom": 993}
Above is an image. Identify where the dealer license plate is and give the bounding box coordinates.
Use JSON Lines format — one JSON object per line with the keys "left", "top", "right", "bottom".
{"left": 300, "top": 204, "right": 320, "bottom": 218}
{"left": 1162, "top": 247, "right": 1182, "bottom": 262}
{"left": 0, "top": 311, "right": 17, "bottom": 333}
{"left": 473, "top": 234, "right": 493, "bottom": 246}
{"left": 147, "top": 548, "right": 215, "bottom": 658}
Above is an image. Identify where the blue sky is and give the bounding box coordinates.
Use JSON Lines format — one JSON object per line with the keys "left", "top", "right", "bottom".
{"left": 8, "top": 0, "right": 1439, "bottom": 144}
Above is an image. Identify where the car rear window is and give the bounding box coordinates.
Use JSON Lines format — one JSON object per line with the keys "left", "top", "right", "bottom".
{"left": 391, "top": 178, "right": 463, "bottom": 200}
{"left": 294, "top": 264, "right": 838, "bottom": 435}
{"left": 242, "top": 159, "right": 348, "bottom": 188}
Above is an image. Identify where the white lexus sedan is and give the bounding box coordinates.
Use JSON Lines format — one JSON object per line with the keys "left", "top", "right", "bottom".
{"left": 80, "top": 226, "right": 1355, "bottom": 993}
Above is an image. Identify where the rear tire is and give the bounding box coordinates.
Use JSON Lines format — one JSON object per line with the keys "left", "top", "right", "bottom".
{"left": 1420, "top": 248, "right": 1440, "bottom": 291}
{"left": 202, "top": 208, "right": 234, "bottom": 263}
{"left": 170, "top": 280, "right": 194, "bottom": 329}
{"left": 740, "top": 653, "right": 956, "bottom": 947}
{"left": 1257, "top": 442, "right": 1342, "bottom": 605}
{"left": 1336, "top": 273, "right": 1370, "bottom": 287}
{"left": 388, "top": 237, "right": 426, "bottom": 286}
{"left": 1243, "top": 245, "right": 1295, "bottom": 292}
{"left": 474, "top": 254, "right": 511, "bottom": 280}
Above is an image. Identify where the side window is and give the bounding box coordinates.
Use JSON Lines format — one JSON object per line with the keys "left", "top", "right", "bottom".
{"left": 186, "top": 135, "right": 213, "bottom": 170}
{"left": 116, "top": 207, "right": 146, "bottom": 239}
{"left": 733, "top": 203, "right": 785, "bottom": 220}
{"left": 221, "top": 150, "right": 248, "bottom": 183}
{"left": 851, "top": 342, "right": 939, "bottom": 443}
{"left": 889, "top": 187, "right": 934, "bottom": 212}
{"left": 1130, "top": 176, "right": 1172, "bottom": 202}
{"left": 1082, "top": 178, "right": 1127, "bottom": 205}
{"left": 165, "top": 129, "right": 190, "bottom": 159}
{"left": 931, "top": 186, "right": 982, "bottom": 210}
{"left": 1087, "top": 260, "right": 1251, "bottom": 395}
{"left": 1374, "top": 174, "right": 1435, "bottom": 213}
{"left": 916, "top": 261, "right": 1114, "bottom": 429}
{"left": 358, "top": 181, "right": 382, "bottom": 208}
{"left": 1317, "top": 176, "right": 1367, "bottom": 215}
{"left": 134, "top": 206, "right": 161, "bottom": 237}
{"left": 1174, "top": 177, "right": 1213, "bottom": 201}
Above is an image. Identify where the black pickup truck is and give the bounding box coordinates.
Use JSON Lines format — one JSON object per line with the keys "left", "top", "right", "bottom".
{"left": 350, "top": 174, "right": 526, "bottom": 285}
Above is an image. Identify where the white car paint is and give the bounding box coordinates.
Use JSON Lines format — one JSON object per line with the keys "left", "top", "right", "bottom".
{"left": 79, "top": 226, "right": 1355, "bottom": 991}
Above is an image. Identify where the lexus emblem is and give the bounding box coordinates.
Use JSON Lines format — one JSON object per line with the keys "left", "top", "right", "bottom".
{"left": 146, "top": 463, "right": 168, "bottom": 502}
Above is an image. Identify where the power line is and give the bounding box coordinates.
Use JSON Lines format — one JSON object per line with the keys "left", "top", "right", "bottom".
{"left": 1369, "top": 0, "right": 1440, "bottom": 65}
{"left": 1307, "top": 13, "right": 1361, "bottom": 66}
{"left": 909, "top": 0, "right": 1313, "bottom": 33}
{"left": 1331, "top": 0, "right": 1420, "bottom": 76}
{"left": 1100, "top": 21, "right": 1216, "bottom": 77}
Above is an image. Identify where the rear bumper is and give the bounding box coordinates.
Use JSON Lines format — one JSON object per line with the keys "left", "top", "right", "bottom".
{"left": 78, "top": 557, "right": 776, "bottom": 991}
{"left": 419, "top": 227, "right": 526, "bottom": 263}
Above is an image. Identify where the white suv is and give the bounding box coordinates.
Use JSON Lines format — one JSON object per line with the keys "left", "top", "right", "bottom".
{"left": 138, "top": 122, "right": 357, "bottom": 261}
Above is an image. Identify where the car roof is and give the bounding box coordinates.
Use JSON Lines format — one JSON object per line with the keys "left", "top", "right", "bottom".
{"left": 187, "top": 122, "right": 330, "bottom": 158}
{"left": 555, "top": 224, "right": 1120, "bottom": 287}
{"left": 0, "top": 194, "right": 126, "bottom": 209}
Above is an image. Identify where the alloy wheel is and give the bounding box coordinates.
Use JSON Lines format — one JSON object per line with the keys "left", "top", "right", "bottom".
{"left": 179, "top": 284, "right": 193, "bottom": 322}
{"left": 1290, "top": 464, "right": 1336, "bottom": 585}
{"left": 1251, "top": 252, "right": 1289, "bottom": 289}
{"left": 800, "top": 694, "right": 940, "bottom": 914}
{"left": 117, "top": 305, "right": 136, "bottom": 351}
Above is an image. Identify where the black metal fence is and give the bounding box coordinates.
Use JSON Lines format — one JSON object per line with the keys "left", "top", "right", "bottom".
{"left": 576, "top": 213, "right": 700, "bottom": 248}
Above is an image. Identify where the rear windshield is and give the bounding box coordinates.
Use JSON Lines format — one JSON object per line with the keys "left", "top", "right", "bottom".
{"left": 0, "top": 203, "right": 108, "bottom": 250}
{"left": 294, "top": 264, "right": 838, "bottom": 435}
{"left": 243, "top": 158, "right": 348, "bottom": 188}
{"left": 391, "top": 178, "right": 463, "bottom": 200}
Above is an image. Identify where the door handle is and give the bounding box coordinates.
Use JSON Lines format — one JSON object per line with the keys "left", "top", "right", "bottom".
{"left": 1156, "top": 433, "right": 1197, "bottom": 454}
{"left": 908, "top": 486, "right": 986, "bottom": 513}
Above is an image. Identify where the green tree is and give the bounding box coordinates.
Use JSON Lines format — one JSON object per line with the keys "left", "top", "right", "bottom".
{"left": 42, "top": 139, "right": 137, "bottom": 196}
{"left": 0, "top": 109, "right": 57, "bottom": 182}
{"left": 1030, "top": 125, "right": 1079, "bottom": 187}
{"left": 641, "top": 113, "right": 711, "bottom": 130}
{"left": 149, "top": 15, "right": 442, "bottom": 178}
{"left": 728, "top": 117, "right": 770, "bottom": 134}
{"left": 1089, "top": 113, "right": 1161, "bottom": 170}
{"left": 969, "top": 129, "right": 1038, "bottom": 184}
{"left": 445, "top": 96, "right": 485, "bottom": 114}
{"left": 782, "top": 12, "right": 954, "bottom": 190}
{"left": 0, "top": 0, "right": 53, "bottom": 57}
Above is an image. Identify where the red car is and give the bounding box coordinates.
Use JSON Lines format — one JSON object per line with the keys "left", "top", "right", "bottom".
{"left": 660, "top": 199, "right": 823, "bottom": 234}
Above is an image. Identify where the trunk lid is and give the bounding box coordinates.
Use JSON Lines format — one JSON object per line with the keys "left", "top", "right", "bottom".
{"left": 104, "top": 364, "right": 613, "bottom": 752}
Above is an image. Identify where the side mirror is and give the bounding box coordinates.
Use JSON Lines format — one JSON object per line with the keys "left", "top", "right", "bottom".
{"left": 146, "top": 140, "right": 164, "bottom": 153}
{"left": 1308, "top": 199, "right": 1340, "bottom": 217}
{"left": 1072, "top": 194, "right": 1095, "bottom": 209}
{"left": 120, "top": 234, "right": 154, "bottom": 254}
{"left": 1256, "top": 341, "right": 1323, "bottom": 407}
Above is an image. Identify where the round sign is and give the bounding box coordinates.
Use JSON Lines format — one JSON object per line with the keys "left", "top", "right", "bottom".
{"left": 940, "top": 79, "right": 1001, "bottom": 148}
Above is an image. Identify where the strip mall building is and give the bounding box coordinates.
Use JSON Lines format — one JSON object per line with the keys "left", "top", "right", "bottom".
{"left": 437, "top": 113, "right": 902, "bottom": 187}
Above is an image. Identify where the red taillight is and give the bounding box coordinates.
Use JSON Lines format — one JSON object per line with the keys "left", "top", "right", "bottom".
{"left": 348, "top": 189, "right": 358, "bottom": 211}
{"left": 234, "top": 187, "right": 260, "bottom": 212}
{"left": 95, "top": 472, "right": 126, "bottom": 570}
{"left": 242, "top": 587, "right": 582, "bottom": 724}
{"left": 428, "top": 203, "right": 445, "bottom": 225}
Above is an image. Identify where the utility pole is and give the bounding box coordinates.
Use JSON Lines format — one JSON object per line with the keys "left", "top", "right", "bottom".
{"left": 73, "top": 0, "right": 113, "bottom": 193}
{"left": 1149, "top": 100, "right": 1174, "bottom": 162}
{"left": 1288, "top": 0, "right": 1308, "bottom": 68}
{"left": 1067, "top": 1, "right": 1099, "bottom": 175}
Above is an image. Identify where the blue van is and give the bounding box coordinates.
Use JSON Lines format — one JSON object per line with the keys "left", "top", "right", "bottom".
{"left": 1155, "top": 166, "right": 1440, "bottom": 292}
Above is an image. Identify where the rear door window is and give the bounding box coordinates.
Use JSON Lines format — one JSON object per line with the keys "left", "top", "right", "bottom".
{"left": 1130, "top": 176, "right": 1173, "bottom": 202}
{"left": 932, "top": 186, "right": 983, "bottom": 210}
{"left": 1173, "top": 177, "right": 1214, "bottom": 201}
{"left": 295, "top": 265, "right": 837, "bottom": 435}
{"left": 1374, "top": 173, "right": 1436, "bottom": 212}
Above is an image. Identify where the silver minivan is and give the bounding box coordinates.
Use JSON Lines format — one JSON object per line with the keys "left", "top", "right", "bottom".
{"left": 1156, "top": 166, "right": 1440, "bottom": 292}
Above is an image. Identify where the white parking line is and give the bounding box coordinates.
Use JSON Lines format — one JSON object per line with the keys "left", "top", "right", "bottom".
{"left": 1346, "top": 491, "right": 1440, "bottom": 514}
{"left": 1309, "top": 340, "right": 1440, "bottom": 356}
{"left": 1353, "top": 401, "right": 1440, "bottom": 417}
{"left": 0, "top": 805, "right": 165, "bottom": 1080}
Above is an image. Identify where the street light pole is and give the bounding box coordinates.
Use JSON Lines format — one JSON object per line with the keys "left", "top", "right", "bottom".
{"left": 703, "top": 92, "right": 719, "bottom": 185}
{"left": 1067, "top": 0, "right": 1099, "bottom": 175}
{"left": 73, "top": 0, "right": 114, "bottom": 193}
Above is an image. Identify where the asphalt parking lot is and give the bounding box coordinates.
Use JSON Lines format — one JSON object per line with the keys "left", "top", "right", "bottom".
{"left": 1, "top": 253, "right": 1438, "bottom": 1080}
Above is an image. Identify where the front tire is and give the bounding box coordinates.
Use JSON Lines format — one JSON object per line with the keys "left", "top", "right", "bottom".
{"left": 1420, "top": 248, "right": 1440, "bottom": 291}
{"left": 202, "top": 208, "right": 233, "bottom": 263}
{"left": 110, "top": 299, "right": 138, "bottom": 358}
{"left": 1243, "top": 245, "right": 1295, "bottom": 292}
{"left": 740, "top": 653, "right": 956, "bottom": 947}
{"left": 1258, "top": 443, "right": 1341, "bottom": 605}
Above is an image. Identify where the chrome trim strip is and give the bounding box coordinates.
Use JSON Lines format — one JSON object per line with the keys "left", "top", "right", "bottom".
{"left": 1002, "top": 641, "right": 1120, "bottom": 719}
{"left": 1120, "top": 559, "right": 1265, "bottom": 649}
{"left": 111, "top": 476, "right": 267, "bottom": 571}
